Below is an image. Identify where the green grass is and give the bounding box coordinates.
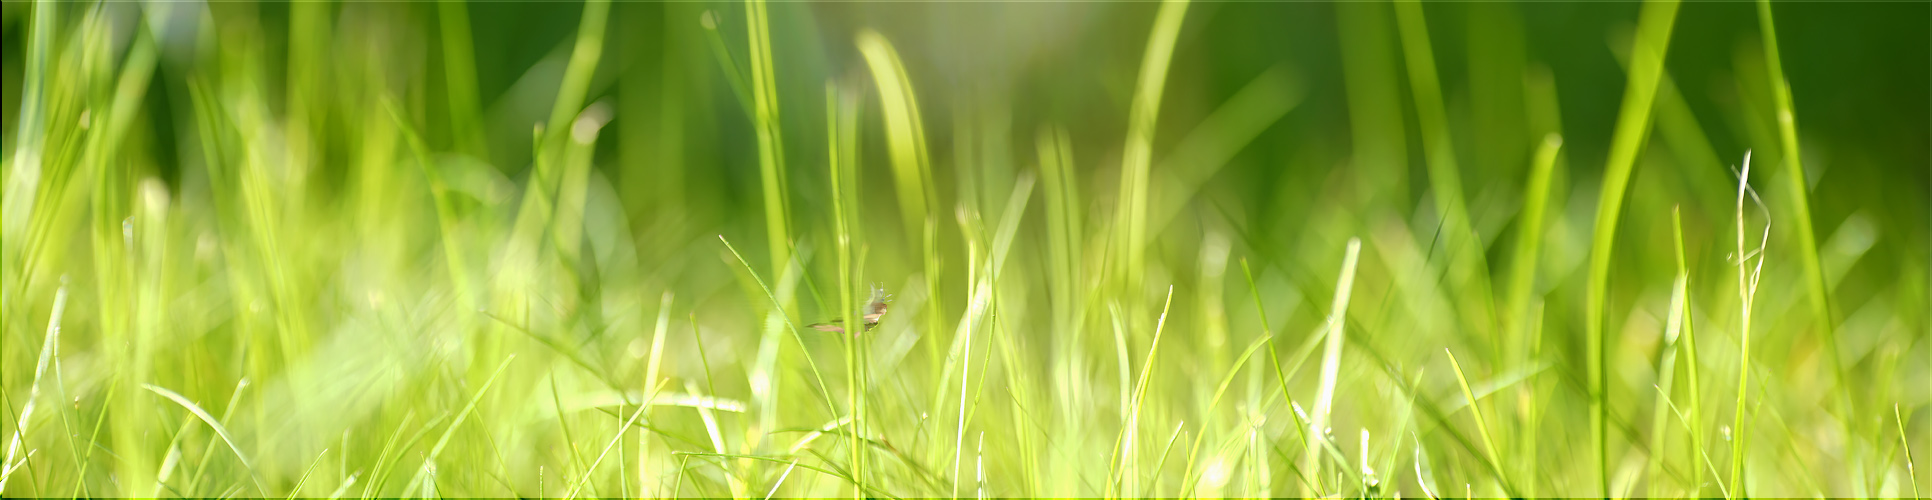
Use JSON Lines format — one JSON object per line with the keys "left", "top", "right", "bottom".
{"left": 2, "top": 0, "right": 1926, "bottom": 497}
{"left": 1582, "top": 0, "right": 1680, "bottom": 494}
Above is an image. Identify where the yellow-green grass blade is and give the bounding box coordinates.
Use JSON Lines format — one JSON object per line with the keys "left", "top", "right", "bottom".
{"left": 1647, "top": 273, "right": 1686, "bottom": 498}
{"left": 1392, "top": 0, "right": 1498, "bottom": 352}
{"left": 856, "top": 30, "right": 934, "bottom": 246}
{"left": 1673, "top": 207, "right": 1708, "bottom": 497}
{"left": 1756, "top": 1, "right": 1861, "bottom": 495}
{"left": 437, "top": 0, "right": 488, "bottom": 158}
{"left": 1899, "top": 404, "right": 1922, "bottom": 500}
{"left": 1146, "top": 65, "right": 1304, "bottom": 239}
{"left": 1728, "top": 151, "right": 1764, "bottom": 499}
{"left": 144, "top": 384, "right": 269, "bottom": 496}
{"left": 285, "top": 448, "right": 329, "bottom": 500}
{"left": 855, "top": 33, "right": 946, "bottom": 404}
{"left": 1581, "top": 0, "right": 1680, "bottom": 494}
{"left": 386, "top": 98, "right": 476, "bottom": 313}
{"left": 1446, "top": 348, "right": 1508, "bottom": 495}
{"left": 1306, "top": 238, "right": 1361, "bottom": 497}
{"left": 402, "top": 355, "right": 517, "bottom": 496}
{"left": 677, "top": 452, "right": 902, "bottom": 499}
{"left": 1105, "top": 286, "right": 1176, "bottom": 499}
{"left": 1178, "top": 334, "right": 1275, "bottom": 497}
{"left": 746, "top": 0, "right": 792, "bottom": 278}
{"left": 1334, "top": 1, "right": 1408, "bottom": 205}
{"left": 183, "top": 378, "right": 251, "bottom": 496}
{"left": 1112, "top": 0, "right": 1189, "bottom": 298}
{"left": 0, "top": 285, "right": 66, "bottom": 493}
{"left": 1506, "top": 134, "right": 1563, "bottom": 365}
{"left": 826, "top": 80, "right": 867, "bottom": 497}
{"left": 718, "top": 236, "right": 846, "bottom": 447}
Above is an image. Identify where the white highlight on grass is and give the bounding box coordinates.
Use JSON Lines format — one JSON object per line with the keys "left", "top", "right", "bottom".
{"left": 787, "top": 415, "right": 854, "bottom": 454}
{"left": 976, "top": 432, "right": 986, "bottom": 500}
{"left": 764, "top": 459, "right": 798, "bottom": 499}
{"left": 324, "top": 472, "right": 358, "bottom": 499}
{"left": 570, "top": 101, "right": 612, "bottom": 144}
{"left": 0, "top": 284, "right": 65, "bottom": 493}
{"left": 1728, "top": 150, "right": 1769, "bottom": 499}
{"left": 1362, "top": 428, "right": 1376, "bottom": 481}
{"left": 1415, "top": 433, "right": 1438, "bottom": 499}
{"left": 1306, "top": 238, "right": 1362, "bottom": 494}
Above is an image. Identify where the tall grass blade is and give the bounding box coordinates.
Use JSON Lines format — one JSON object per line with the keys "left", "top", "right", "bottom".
{"left": 1306, "top": 238, "right": 1362, "bottom": 496}
{"left": 1391, "top": 0, "right": 1496, "bottom": 341}
{"left": 1755, "top": 1, "right": 1861, "bottom": 495}
{"left": 1648, "top": 274, "right": 1686, "bottom": 498}
{"left": 437, "top": 0, "right": 487, "bottom": 158}
{"left": 1112, "top": 0, "right": 1190, "bottom": 297}
{"left": 1105, "top": 286, "right": 1176, "bottom": 498}
{"left": 1446, "top": 348, "right": 1507, "bottom": 494}
{"left": 1728, "top": 151, "right": 1767, "bottom": 499}
{"left": 1673, "top": 207, "right": 1708, "bottom": 497}
{"left": 1507, "top": 135, "right": 1563, "bottom": 364}
{"left": 745, "top": 0, "right": 792, "bottom": 276}
{"left": 1581, "top": 0, "right": 1681, "bottom": 494}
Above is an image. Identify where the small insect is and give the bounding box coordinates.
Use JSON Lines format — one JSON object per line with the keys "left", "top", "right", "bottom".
{"left": 809, "top": 284, "right": 890, "bottom": 336}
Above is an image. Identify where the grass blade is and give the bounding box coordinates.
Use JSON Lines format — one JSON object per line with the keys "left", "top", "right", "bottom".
{"left": 1178, "top": 334, "right": 1275, "bottom": 497}
{"left": 286, "top": 448, "right": 329, "bottom": 500}
{"left": 746, "top": 0, "right": 792, "bottom": 276}
{"left": 1580, "top": 0, "right": 1681, "bottom": 494}
{"left": 1392, "top": 0, "right": 1494, "bottom": 341}
{"left": 1112, "top": 0, "right": 1190, "bottom": 294}
{"left": 1673, "top": 207, "right": 1708, "bottom": 497}
{"left": 1755, "top": 1, "right": 1862, "bottom": 495}
{"left": 144, "top": 384, "right": 268, "bottom": 496}
{"left": 1445, "top": 348, "right": 1506, "bottom": 494}
{"left": 1105, "top": 286, "right": 1177, "bottom": 498}
{"left": 1728, "top": 151, "right": 1766, "bottom": 499}
{"left": 1900, "top": 404, "right": 1922, "bottom": 500}
{"left": 437, "top": 0, "right": 487, "bottom": 158}
{"left": 0, "top": 284, "right": 65, "bottom": 491}
{"left": 1506, "top": 135, "right": 1563, "bottom": 363}
{"left": 1305, "top": 238, "right": 1362, "bottom": 496}
{"left": 402, "top": 355, "right": 517, "bottom": 495}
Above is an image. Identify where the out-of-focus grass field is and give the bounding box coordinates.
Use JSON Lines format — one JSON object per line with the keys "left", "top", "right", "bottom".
{"left": 1, "top": 0, "right": 1927, "bottom": 497}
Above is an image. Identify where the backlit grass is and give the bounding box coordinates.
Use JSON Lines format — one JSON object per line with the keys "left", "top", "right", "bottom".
{"left": 2, "top": 0, "right": 1927, "bottom": 497}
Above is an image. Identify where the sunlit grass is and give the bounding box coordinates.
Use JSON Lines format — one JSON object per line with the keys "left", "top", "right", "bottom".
{"left": 0, "top": 0, "right": 1924, "bottom": 497}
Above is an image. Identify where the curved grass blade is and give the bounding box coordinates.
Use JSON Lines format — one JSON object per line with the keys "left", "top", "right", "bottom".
{"left": 143, "top": 384, "right": 268, "bottom": 496}
{"left": 1579, "top": 0, "right": 1681, "bottom": 493}
{"left": 1445, "top": 348, "right": 1507, "bottom": 494}
{"left": 1105, "top": 286, "right": 1177, "bottom": 498}
{"left": 286, "top": 448, "right": 329, "bottom": 500}
{"left": 1178, "top": 335, "right": 1274, "bottom": 496}
{"left": 401, "top": 355, "right": 517, "bottom": 495}
{"left": 1111, "top": 0, "right": 1189, "bottom": 293}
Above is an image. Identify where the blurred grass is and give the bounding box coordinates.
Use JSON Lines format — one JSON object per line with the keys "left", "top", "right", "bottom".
{"left": 1, "top": 0, "right": 1928, "bottom": 497}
